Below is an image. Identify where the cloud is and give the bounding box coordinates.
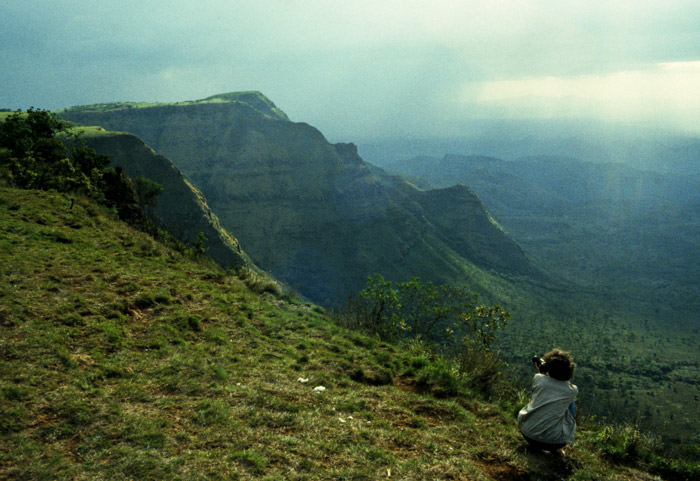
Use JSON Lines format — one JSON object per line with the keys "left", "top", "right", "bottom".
{"left": 455, "top": 61, "right": 700, "bottom": 131}
{"left": 2, "top": 1, "right": 700, "bottom": 137}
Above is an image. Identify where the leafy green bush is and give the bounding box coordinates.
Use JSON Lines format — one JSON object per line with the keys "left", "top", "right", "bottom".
{"left": 133, "top": 175, "right": 163, "bottom": 212}
{"left": 595, "top": 424, "right": 659, "bottom": 463}
{"left": 336, "top": 275, "right": 514, "bottom": 397}
{"left": 455, "top": 340, "right": 508, "bottom": 398}
{"left": 335, "top": 274, "right": 509, "bottom": 347}
{"left": 0, "top": 109, "right": 162, "bottom": 232}
{"left": 0, "top": 109, "right": 108, "bottom": 196}
{"left": 416, "top": 357, "right": 462, "bottom": 397}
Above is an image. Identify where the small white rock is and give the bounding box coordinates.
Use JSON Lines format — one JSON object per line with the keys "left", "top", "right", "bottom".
{"left": 313, "top": 386, "right": 326, "bottom": 392}
{"left": 338, "top": 417, "right": 346, "bottom": 423}
{"left": 297, "top": 377, "right": 309, "bottom": 383}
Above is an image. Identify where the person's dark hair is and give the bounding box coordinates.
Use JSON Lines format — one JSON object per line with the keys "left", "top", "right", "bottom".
{"left": 542, "top": 348, "right": 576, "bottom": 381}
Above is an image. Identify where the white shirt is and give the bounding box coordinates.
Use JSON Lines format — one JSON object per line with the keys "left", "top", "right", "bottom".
{"left": 518, "top": 373, "right": 578, "bottom": 445}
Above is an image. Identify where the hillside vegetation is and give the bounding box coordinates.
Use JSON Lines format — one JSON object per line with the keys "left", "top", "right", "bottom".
{"left": 71, "top": 126, "right": 251, "bottom": 271}
{"left": 2, "top": 186, "right": 696, "bottom": 480}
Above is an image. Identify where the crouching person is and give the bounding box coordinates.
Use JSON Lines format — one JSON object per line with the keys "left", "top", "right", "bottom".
{"left": 518, "top": 348, "right": 578, "bottom": 452}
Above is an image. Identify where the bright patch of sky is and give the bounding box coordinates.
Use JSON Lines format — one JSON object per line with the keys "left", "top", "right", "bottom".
{"left": 468, "top": 61, "right": 700, "bottom": 128}
{"left": 1, "top": 0, "right": 699, "bottom": 139}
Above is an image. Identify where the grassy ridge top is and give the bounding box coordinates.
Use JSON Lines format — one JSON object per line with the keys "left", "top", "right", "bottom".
{"left": 0, "top": 187, "right": 687, "bottom": 480}
{"left": 58, "top": 91, "right": 289, "bottom": 121}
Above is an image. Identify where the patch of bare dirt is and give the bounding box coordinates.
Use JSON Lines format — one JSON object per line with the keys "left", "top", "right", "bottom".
{"left": 475, "top": 454, "right": 530, "bottom": 481}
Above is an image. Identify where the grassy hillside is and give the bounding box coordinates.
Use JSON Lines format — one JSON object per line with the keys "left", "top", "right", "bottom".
{"left": 1, "top": 187, "right": 692, "bottom": 480}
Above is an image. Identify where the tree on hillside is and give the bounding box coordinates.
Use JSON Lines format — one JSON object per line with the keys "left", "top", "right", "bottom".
{"left": 0, "top": 108, "right": 73, "bottom": 190}
{"left": 336, "top": 274, "right": 512, "bottom": 397}
{"left": 0, "top": 108, "right": 161, "bottom": 229}
{"left": 134, "top": 175, "right": 164, "bottom": 213}
{"left": 337, "top": 274, "right": 510, "bottom": 348}
{"left": 0, "top": 108, "right": 109, "bottom": 195}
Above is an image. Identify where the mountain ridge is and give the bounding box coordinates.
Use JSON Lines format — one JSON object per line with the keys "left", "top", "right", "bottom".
{"left": 60, "top": 91, "right": 289, "bottom": 120}
{"left": 60, "top": 93, "right": 539, "bottom": 306}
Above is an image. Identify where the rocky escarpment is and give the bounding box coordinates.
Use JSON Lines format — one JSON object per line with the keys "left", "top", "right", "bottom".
{"left": 73, "top": 129, "right": 249, "bottom": 270}
{"left": 414, "top": 184, "right": 531, "bottom": 274}
{"left": 61, "top": 93, "right": 536, "bottom": 305}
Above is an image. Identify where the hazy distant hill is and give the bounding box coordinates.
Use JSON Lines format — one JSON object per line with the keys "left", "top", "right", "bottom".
{"left": 61, "top": 93, "right": 537, "bottom": 305}
{"left": 373, "top": 152, "right": 700, "bottom": 292}
{"left": 358, "top": 121, "right": 700, "bottom": 175}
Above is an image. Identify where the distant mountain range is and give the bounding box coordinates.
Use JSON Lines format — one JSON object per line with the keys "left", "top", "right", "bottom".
{"left": 60, "top": 93, "right": 537, "bottom": 306}
{"left": 357, "top": 121, "right": 700, "bottom": 176}
{"left": 370, "top": 152, "right": 700, "bottom": 318}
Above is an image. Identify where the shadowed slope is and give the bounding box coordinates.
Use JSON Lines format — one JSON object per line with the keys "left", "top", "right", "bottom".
{"left": 68, "top": 127, "right": 250, "bottom": 270}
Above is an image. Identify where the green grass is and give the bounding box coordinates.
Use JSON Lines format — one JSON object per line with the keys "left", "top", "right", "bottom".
{"left": 56, "top": 91, "right": 287, "bottom": 119}
{"left": 0, "top": 187, "right": 696, "bottom": 480}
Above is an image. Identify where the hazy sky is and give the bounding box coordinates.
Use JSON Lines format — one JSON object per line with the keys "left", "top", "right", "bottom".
{"left": 2, "top": 0, "right": 700, "bottom": 140}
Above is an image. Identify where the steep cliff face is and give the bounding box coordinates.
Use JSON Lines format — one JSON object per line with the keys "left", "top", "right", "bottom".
{"left": 73, "top": 128, "right": 249, "bottom": 270}
{"left": 61, "top": 93, "right": 535, "bottom": 305}
{"left": 414, "top": 184, "right": 531, "bottom": 274}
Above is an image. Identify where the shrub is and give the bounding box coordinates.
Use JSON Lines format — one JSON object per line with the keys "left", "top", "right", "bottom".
{"left": 133, "top": 176, "right": 163, "bottom": 212}
{"left": 415, "top": 357, "right": 462, "bottom": 398}
{"left": 335, "top": 274, "right": 510, "bottom": 347}
{"left": 595, "top": 424, "right": 659, "bottom": 463}
{"left": 191, "top": 231, "right": 208, "bottom": 258}
{"left": 333, "top": 274, "right": 401, "bottom": 341}
{"left": 455, "top": 340, "right": 508, "bottom": 398}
